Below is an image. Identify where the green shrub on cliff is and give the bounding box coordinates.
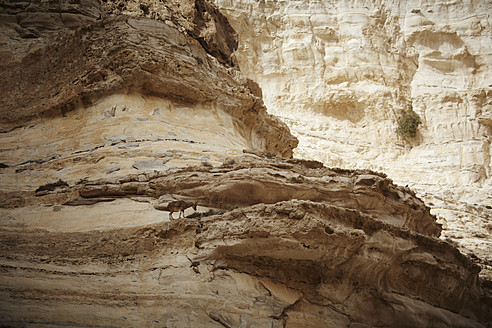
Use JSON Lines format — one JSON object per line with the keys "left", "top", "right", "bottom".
{"left": 397, "top": 109, "right": 422, "bottom": 138}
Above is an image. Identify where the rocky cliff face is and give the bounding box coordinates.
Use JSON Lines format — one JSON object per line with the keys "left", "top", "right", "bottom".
{"left": 214, "top": 0, "right": 492, "bottom": 278}
{"left": 1, "top": 155, "right": 490, "bottom": 327}
{"left": 0, "top": 0, "right": 296, "bottom": 156}
{"left": 0, "top": 0, "right": 490, "bottom": 327}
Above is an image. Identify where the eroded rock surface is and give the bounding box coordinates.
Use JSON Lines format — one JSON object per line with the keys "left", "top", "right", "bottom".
{"left": 214, "top": 0, "right": 492, "bottom": 279}
{"left": 0, "top": 0, "right": 296, "bottom": 157}
{"left": 0, "top": 155, "right": 490, "bottom": 327}
{"left": 0, "top": 0, "right": 490, "bottom": 327}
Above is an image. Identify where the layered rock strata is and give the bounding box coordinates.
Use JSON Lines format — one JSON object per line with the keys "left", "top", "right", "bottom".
{"left": 214, "top": 0, "right": 492, "bottom": 278}
{"left": 0, "top": 0, "right": 491, "bottom": 327}
{"left": 0, "top": 0, "right": 296, "bottom": 157}
{"left": 0, "top": 155, "right": 490, "bottom": 327}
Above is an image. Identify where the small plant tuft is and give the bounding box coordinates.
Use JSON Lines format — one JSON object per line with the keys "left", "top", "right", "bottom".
{"left": 397, "top": 109, "right": 422, "bottom": 138}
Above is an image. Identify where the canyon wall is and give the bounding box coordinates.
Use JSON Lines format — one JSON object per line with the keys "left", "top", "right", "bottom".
{"left": 214, "top": 0, "right": 492, "bottom": 276}
{"left": 0, "top": 0, "right": 490, "bottom": 327}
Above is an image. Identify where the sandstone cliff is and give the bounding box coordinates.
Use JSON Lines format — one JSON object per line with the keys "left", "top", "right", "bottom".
{"left": 1, "top": 155, "right": 490, "bottom": 327}
{"left": 214, "top": 0, "right": 492, "bottom": 279}
{"left": 0, "top": 0, "right": 296, "bottom": 156}
{"left": 0, "top": 0, "right": 491, "bottom": 327}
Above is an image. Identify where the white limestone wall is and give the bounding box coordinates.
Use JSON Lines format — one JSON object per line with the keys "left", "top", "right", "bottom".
{"left": 215, "top": 0, "right": 492, "bottom": 273}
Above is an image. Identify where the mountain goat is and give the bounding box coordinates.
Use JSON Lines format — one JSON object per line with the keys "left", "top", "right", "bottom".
{"left": 166, "top": 200, "right": 197, "bottom": 219}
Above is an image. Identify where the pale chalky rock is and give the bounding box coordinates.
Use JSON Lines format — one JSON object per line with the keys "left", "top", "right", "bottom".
{"left": 215, "top": 0, "right": 492, "bottom": 278}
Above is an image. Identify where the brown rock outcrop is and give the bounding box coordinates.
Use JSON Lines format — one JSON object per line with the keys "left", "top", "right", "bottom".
{"left": 0, "top": 0, "right": 296, "bottom": 157}
{"left": 73, "top": 157, "right": 442, "bottom": 237}
{"left": 101, "top": 0, "right": 238, "bottom": 66}
{"left": 0, "top": 157, "right": 489, "bottom": 327}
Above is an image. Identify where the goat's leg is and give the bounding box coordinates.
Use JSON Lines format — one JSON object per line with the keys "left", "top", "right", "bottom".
{"left": 180, "top": 210, "right": 184, "bottom": 218}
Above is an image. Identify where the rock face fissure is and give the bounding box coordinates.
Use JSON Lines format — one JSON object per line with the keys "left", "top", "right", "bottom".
{"left": 0, "top": 0, "right": 491, "bottom": 327}
{"left": 214, "top": 0, "right": 492, "bottom": 279}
